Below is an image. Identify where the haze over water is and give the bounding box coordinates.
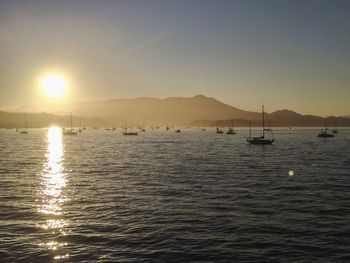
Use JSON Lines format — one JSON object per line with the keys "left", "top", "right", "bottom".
{"left": 1, "top": 128, "right": 349, "bottom": 262}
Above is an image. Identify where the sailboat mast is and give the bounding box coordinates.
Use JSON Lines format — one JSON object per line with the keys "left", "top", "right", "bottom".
{"left": 249, "top": 121, "right": 251, "bottom": 140}
{"left": 25, "top": 113, "right": 28, "bottom": 130}
{"left": 262, "top": 105, "right": 265, "bottom": 138}
{"left": 70, "top": 112, "right": 73, "bottom": 130}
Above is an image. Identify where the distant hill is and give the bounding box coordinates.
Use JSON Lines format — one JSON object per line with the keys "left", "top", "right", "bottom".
{"left": 70, "top": 95, "right": 261, "bottom": 126}
{"left": 0, "top": 111, "right": 105, "bottom": 129}
{"left": 190, "top": 109, "right": 350, "bottom": 127}
{"left": 2, "top": 95, "right": 350, "bottom": 127}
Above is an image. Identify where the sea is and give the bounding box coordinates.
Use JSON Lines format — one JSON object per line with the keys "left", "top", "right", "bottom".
{"left": 0, "top": 127, "right": 349, "bottom": 262}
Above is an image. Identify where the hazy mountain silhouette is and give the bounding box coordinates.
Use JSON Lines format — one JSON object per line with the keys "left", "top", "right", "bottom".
{"left": 0, "top": 111, "right": 105, "bottom": 129}
{"left": 70, "top": 95, "right": 261, "bottom": 126}
{"left": 70, "top": 95, "right": 350, "bottom": 127}
{"left": 2, "top": 95, "right": 350, "bottom": 127}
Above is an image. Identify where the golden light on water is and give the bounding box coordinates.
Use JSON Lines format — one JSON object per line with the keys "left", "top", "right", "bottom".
{"left": 37, "top": 127, "right": 69, "bottom": 259}
{"left": 42, "top": 75, "right": 67, "bottom": 98}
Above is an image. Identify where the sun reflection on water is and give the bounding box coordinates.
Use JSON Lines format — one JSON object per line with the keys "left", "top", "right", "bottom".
{"left": 37, "top": 127, "right": 70, "bottom": 260}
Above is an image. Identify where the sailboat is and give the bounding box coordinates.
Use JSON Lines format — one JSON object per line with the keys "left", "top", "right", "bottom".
{"left": 122, "top": 123, "right": 138, "bottom": 135}
{"left": 140, "top": 119, "right": 146, "bottom": 132}
{"left": 318, "top": 116, "right": 334, "bottom": 138}
{"left": 216, "top": 128, "right": 223, "bottom": 134}
{"left": 332, "top": 118, "right": 339, "bottom": 134}
{"left": 247, "top": 105, "right": 274, "bottom": 145}
{"left": 63, "top": 112, "right": 78, "bottom": 135}
{"left": 215, "top": 120, "right": 223, "bottom": 134}
{"left": 226, "top": 120, "right": 236, "bottom": 135}
{"left": 19, "top": 113, "right": 29, "bottom": 134}
{"left": 78, "top": 116, "right": 82, "bottom": 133}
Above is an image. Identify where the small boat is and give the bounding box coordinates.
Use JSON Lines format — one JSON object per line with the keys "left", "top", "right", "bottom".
{"left": 123, "top": 131, "right": 138, "bottom": 136}
{"left": 332, "top": 119, "right": 339, "bottom": 134}
{"left": 122, "top": 123, "right": 138, "bottom": 135}
{"left": 247, "top": 105, "right": 274, "bottom": 145}
{"left": 166, "top": 126, "right": 170, "bottom": 131}
{"left": 318, "top": 129, "right": 335, "bottom": 138}
{"left": 226, "top": 128, "right": 236, "bottom": 134}
{"left": 78, "top": 117, "right": 83, "bottom": 133}
{"left": 63, "top": 129, "right": 78, "bottom": 135}
{"left": 63, "top": 112, "right": 78, "bottom": 135}
{"left": 20, "top": 113, "right": 29, "bottom": 134}
{"left": 140, "top": 119, "right": 146, "bottom": 132}
{"left": 175, "top": 129, "right": 181, "bottom": 133}
{"left": 318, "top": 116, "right": 335, "bottom": 138}
{"left": 226, "top": 120, "right": 236, "bottom": 134}
{"left": 216, "top": 128, "right": 224, "bottom": 134}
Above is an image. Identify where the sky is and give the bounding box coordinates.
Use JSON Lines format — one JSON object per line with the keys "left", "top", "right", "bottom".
{"left": 0, "top": 0, "right": 350, "bottom": 115}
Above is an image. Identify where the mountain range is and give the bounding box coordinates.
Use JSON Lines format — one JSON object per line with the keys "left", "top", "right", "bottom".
{"left": 2, "top": 95, "right": 350, "bottom": 128}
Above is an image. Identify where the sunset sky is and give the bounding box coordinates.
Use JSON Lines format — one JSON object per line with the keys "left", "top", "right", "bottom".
{"left": 1, "top": 0, "right": 349, "bottom": 115}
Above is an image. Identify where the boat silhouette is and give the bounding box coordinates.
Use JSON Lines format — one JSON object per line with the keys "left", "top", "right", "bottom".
{"left": 247, "top": 105, "right": 274, "bottom": 145}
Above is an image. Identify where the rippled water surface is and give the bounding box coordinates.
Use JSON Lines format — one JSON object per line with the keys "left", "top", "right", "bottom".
{"left": 1, "top": 127, "right": 350, "bottom": 262}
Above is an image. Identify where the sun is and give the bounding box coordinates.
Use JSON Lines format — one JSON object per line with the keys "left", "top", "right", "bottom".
{"left": 42, "top": 75, "right": 66, "bottom": 98}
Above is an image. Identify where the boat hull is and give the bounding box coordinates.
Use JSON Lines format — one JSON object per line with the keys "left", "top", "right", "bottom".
{"left": 318, "top": 133, "right": 334, "bottom": 138}
{"left": 247, "top": 138, "right": 274, "bottom": 145}
{"left": 63, "top": 130, "right": 78, "bottom": 135}
{"left": 123, "top": 132, "right": 138, "bottom": 136}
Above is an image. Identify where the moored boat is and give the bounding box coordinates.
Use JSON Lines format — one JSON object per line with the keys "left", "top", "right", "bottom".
{"left": 247, "top": 105, "right": 274, "bottom": 145}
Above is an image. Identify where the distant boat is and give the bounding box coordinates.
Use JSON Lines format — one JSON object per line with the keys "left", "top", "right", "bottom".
{"left": 216, "top": 127, "right": 224, "bottom": 134}
{"left": 78, "top": 116, "right": 83, "bottom": 133}
{"left": 318, "top": 116, "right": 334, "bottom": 138}
{"left": 247, "top": 105, "right": 274, "bottom": 145}
{"left": 226, "top": 120, "right": 236, "bottom": 134}
{"left": 123, "top": 130, "right": 138, "bottom": 135}
{"left": 19, "top": 113, "right": 29, "bottom": 134}
{"left": 318, "top": 130, "right": 335, "bottom": 137}
{"left": 175, "top": 129, "right": 181, "bottom": 133}
{"left": 140, "top": 119, "right": 146, "bottom": 132}
{"left": 332, "top": 119, "right": 339, "bottom": 134}
{"left": 226, "top": 128, "right": 236, "bottom": 134}
{"left": 63, "top": 112, "right": 78, "bottom": 135}
{"left": 122, "top": 123, "right": 138, "bottom": 135}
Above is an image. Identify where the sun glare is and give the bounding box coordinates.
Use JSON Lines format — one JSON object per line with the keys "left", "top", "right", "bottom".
{"left": 42, "top": 75, "right": 66, "bottom": 98}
